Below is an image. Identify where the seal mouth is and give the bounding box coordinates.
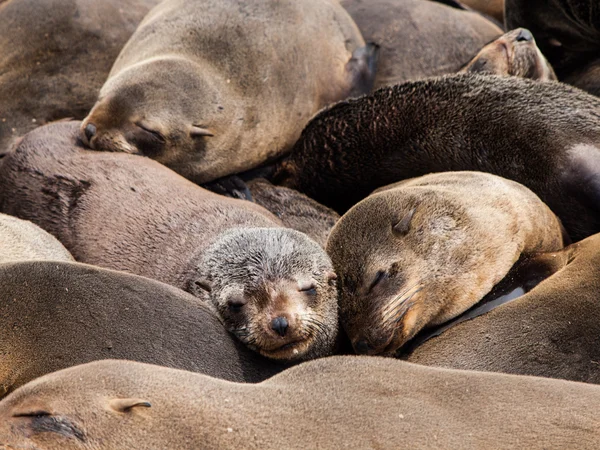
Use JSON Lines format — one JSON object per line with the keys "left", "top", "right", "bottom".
{"left": 259, "top": 338, "right": 311, "bottom": 360}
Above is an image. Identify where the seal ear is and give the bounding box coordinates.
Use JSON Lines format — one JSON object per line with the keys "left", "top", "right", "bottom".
{"left": 109, "top": 398, "right": 152, "bottom": 413}
{"left": 190, "top": 126, "right": 214, "bottom": 137}
{"left": 393, "top": 208, "right": 416, "bottom": 236}
{"left": 326, "top": 271, "right": 337, "bottom": 286}
{"left": 188, "top": 278, "right": 212, "bottom": 300}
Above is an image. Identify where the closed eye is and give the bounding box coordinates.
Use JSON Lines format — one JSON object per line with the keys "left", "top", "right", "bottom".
{"left": 135, "top": 122, "right": 166, "bottom": 143}
{"left": 369, "top": 270, "right": 387, "bottom": 292}
{"left": 13, "top": 410, "right": 51, "bottom": 417}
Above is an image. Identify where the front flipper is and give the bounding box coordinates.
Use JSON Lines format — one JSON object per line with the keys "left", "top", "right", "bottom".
{"left": 346, "top": 43, "right": 380, "bottom": 97}
{"left": 203, "top": 174, "right": 253, "bottom": 201}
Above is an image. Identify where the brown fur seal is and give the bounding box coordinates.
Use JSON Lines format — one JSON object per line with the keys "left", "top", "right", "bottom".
{"left": 460, "top": 28, "right": 556, "bottom": 80}
{"left": 0, "top": 260, "right": 283, "bottom": 399}
{"left": 274, "top": 73, "right": 600, "bottom": 241}
{"left": 0, "top": 213, "right": 73, "bottom": 263}
{"left": 0, "top": 0, "right": 160, "bottom": 154}
{"left": 461, "top": 0, "right": 505, "bottom": 23}
{"left": 2, "top": 357, "right": 600, "bottom": 449}
{"left": 339, "top": 0, "right": 501, "bottom": 89}
{"left": 80, "top": 0, "right": 377, "bottom": 184}
{"left": 402, "top": 232, "right": 600, "bottom": 384}
{"left": 0, "top": 121, "right": 338, "bottom": 361}
{"left": 505, "top": 0, "right": 600, "bottom": 95}
{"left": 326, "top": 172, "right": 565, "bottom": 355}
{"left": 247, "top": 178, "right": 340, "bottom": 249}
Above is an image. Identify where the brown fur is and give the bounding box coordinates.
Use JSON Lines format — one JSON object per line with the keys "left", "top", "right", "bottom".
{"left": 0, "top": 260, "right": 283, "bottom": 400}
{"left": 0, "top": 0, "right": 160, "bottom": 154}
{"left": 461, "top": 0, "right": 504, "bottom": 23}
{"left": 403, "top": 232, "right": 600, "bottom": 383}
{"left": 339, "top": 0, "right": 501, "bottom": 89}
{"left": 0, "top": 213, "right": 73, "bottom": 263}
{"left": 247, "top": 178, "right": 339, "bottom": 249}
{"left": 460, "top": 28, "right": 556, "bottom": 80}
{"left": 505, "top": 0, "right": 600, "bottom": 95}
{"left": 274, "top": 73, "right": 600, "bottom": 241}
{"left": 2, "top": 357, "right": 600, "bottom": 449}
{"left": 327, "top": 172, "right": 565, "bottom": 355}
{"left": 80, "top": 0, "right": 376, "bottom": 184}
{"left": 0, "top": 121, "right": 338, "bottom": 361}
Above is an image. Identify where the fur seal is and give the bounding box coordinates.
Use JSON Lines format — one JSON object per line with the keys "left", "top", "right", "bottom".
{"left": 0, "top": 0, "right": 160, "bottom": 154}
{"left": 274, "top": 73, "right": 600, "bottom": 241}
{"left": 402, "top": 232, "right": 600, "bottom": 384}
{"left": 2, "top": 357, "right": 600, "bottom": 449}
{"left": 326, "top": 171, "right": 565, "bottom": 355}
{"left": 0, "top": 260, "right": 283, "bottom": 399}
{"left": 460, "top": 0, "right": 504, "bottom": 23}
{"left": 0, "top": 121, "right": 338, "bottom": 361}
{"left": 80, "top": 0, "right": 377, "bottom": 184}
{"left": 339, "top": 0, "right": 501, "bottom": 89}
{"left": 460, "top": 28, "right": 557, "bottom": 80}
{"left": 247, "top": 178, "right": 339, "bottom": 249}
{"left": 0, "top": 213, "right": 73, "bottom": 263}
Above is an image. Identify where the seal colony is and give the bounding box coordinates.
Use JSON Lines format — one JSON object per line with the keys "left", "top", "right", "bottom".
{"left": 0, "top": 122, "right": 338, "bottom": 362}
{"left": 327, "top": 172, "right": 565, "bottom": 355}
{"left": 80, "top": 0, "right": 377, "bottom": 184}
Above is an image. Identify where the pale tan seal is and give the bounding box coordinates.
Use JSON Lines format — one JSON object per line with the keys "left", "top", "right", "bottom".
{"left": 0, "top": 121, "right": 338, "bottom": 361}
{"left": 2, "top": 357, "right": 600, "bottom": 449}
{"left": 0, "top": 0, "right": 160, "bottom": 154}
{"left": 0, "top": 213, "right": 73, "bottom": 263}
{"left": 460, "top": 28, "right": 557, "bottom": 80}
{"left": 326, "top": 172, "right": 565, "bottom": 355}
{"left": 339, "top": 0, "right": 501, "bottom": 89}
{"left": 80, "top": 0, "right": 377, "bottom": 184}
{"left": 0, "top": 260, "right": 283, "bottom": 399}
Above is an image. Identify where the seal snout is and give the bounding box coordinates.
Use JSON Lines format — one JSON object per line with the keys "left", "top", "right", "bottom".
{"left": 515, "top": 28, "right": 533, "bottom": 43}
{"left": 271, "top": 316, "right": 289, "bottom": 337}
{"left": 80, "top": 121, "right": 97, "bottom": 148}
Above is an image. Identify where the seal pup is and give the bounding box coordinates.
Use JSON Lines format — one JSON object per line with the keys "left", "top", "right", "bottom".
{"left": 0, "top": 0, "right": 160, "bottom": 154}
{"left": 339, "top": 0, "right": 501, "bottom": 89}
{"left": 326, "top": 172, "right": 565, "bottom": 355}
{"left": 2, "top": 357, "right": 600, "bottom": 449}
{"left": 0, "top": 213, "right": 73, "bottom": 263}
{"left": 80, "top": 0, "right": 377, "bottom": 184}
{"left": 460, "top": 28, "right": 557, "bottom": 80}
{"left": 0, "top": 122, "right": 338, "bottom": 361}
{"left": 0, "top": 260, "right": 283, "bottom": 399}
{"left": 402, "top": 232, "right": 600, "bottom": 384}
{"left": 274, "top": 73, "right": 600, "bottom": 241}
{"left": 247, "top": 178, "right": 340, "bottom": 249}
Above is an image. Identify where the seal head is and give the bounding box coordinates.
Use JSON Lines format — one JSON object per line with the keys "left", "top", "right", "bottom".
{"left": 198, "top": 228, "right": 338, "bottom": 361}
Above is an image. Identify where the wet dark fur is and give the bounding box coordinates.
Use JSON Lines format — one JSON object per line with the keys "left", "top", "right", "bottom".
{"left": 274, "top": 74, "right": 600, "bottom": 241}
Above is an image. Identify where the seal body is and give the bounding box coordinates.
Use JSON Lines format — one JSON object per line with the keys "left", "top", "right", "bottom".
{"left": 274, "top": 74, "right": 600, "bottom": 241}
{"left": 0, "top": 122, "right": 338, "bottom": 361}
{"left": 81, "top": 0, "right": 377, "bottom": 183}
{"left": 0, "top": 213, "right": 73, "bottom": 263}
{"left": 461, "top": 0, "right": 505, "bottom": 23}
{"left": 326, "top": 171, "right": 565, "bottom": 355}
{"left": 0, "top": 0, "right": 160, "bottom": 154}
{"left": 0, "top": 260, "right": 283, "bottom": 399}
{"left": 403, "top": 232, "right": 600, "bottom": 384}
{"left": 2, "top": 357, "right": 600, "bottom": 449}
{"left": 339, "top": 0, "right": 501, "bottom": 88}
{"left": 460, "top": 28, "right": 556, "bottom": 80}
{"left": 247, "top": 178, "right": 339, "bottom": 249}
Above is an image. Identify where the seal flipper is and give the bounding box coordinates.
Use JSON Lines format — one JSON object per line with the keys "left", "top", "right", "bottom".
{"left": 203, "top": 174, "right": 253, "bottom": 201}
{"left": 345, "top": 43, "right": 380, "bottom": 97}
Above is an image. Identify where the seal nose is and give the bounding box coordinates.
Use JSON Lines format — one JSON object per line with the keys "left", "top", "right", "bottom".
{"left": 516, "top": 29, "right": 533, "bottom": 43}
{"left": 84, "top": 123, "right": 97, "bottom": 145}
{"left": 271, "top": 316, "right": 289, "bottom": 337}
{"left": 354, "top": 339, "right": 371, "bottom": 355}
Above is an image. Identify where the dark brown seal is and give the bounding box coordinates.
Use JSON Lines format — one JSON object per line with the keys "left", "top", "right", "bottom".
{"left": 274, "top": 73, "right": 600, "bottom": 241}
{"left": 460, "top": 28, "right": 557, "bottom": 80}
{"left": 0, "top": 260, "right": 283, "bottom": 399}
{"left": 0, "top": 122, "right": 338, "bottom": 361}
{"left": 0, "top": 0, "right": 160, "bottom": 154}
{"left": 247, "top": 178, "right": 340, "bottom": 249}
{"left": 327, "top": 172, "right": 565, "bottom": 355}
{"left": 402, "top": 232, "right": 600, "bottom": 384}
{"left": 2, "top": 356, "right": 600, "bottom": 449}
{"left": 80, "top": 0, "right": 377, "bottom": 184}
{"left": 339, "top": 0, "right": 501, "bottom": 89}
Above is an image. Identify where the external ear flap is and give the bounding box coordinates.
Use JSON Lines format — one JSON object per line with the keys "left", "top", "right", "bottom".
{"left": 190, "top": 126, "right": 214, "bottom": 137}
{"left": 187, "top": 278, "right": 212, "bottom": 300}
{"left": 110, "top": 398, "right": 152, "bottom": 413}
{"left": 326, "top": 271, "right": 337, "bottom": 281}
{"left": 393, "top": 208, "right": 416, "bottom": 236}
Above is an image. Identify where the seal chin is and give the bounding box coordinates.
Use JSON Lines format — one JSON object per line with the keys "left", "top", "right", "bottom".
{"left": 258, "top": 337, "right": 312, "bottom": 360}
